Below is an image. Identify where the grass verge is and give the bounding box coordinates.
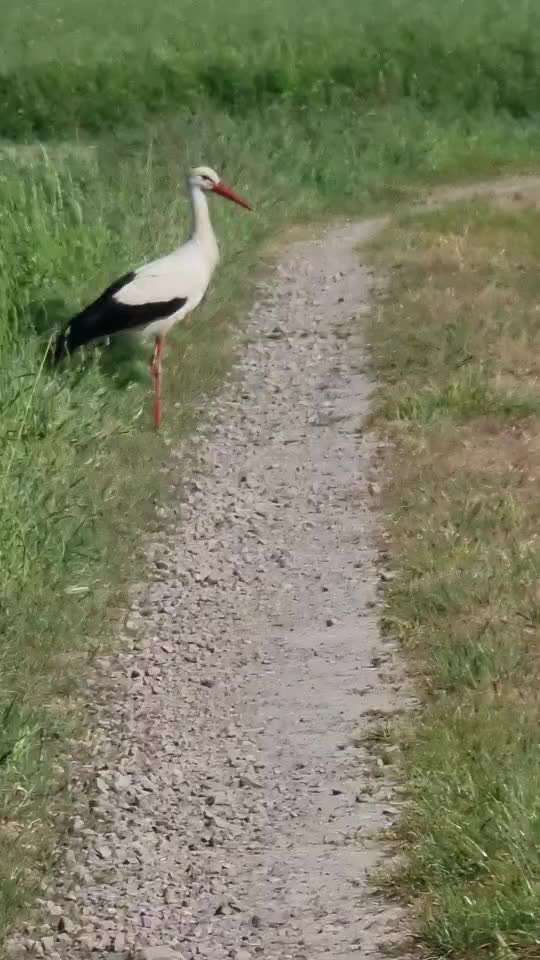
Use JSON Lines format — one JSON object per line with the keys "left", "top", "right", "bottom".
{"left": 368, "top": 196, "right": 540, "bottom": 957}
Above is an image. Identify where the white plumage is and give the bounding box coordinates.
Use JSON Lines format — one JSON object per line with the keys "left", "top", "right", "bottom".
{"left": 53, "top": 165, "right": 252, "bottom": 427}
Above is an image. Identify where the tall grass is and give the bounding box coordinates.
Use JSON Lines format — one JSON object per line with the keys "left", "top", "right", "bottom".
{"left": 0, "top": 0, "right": 539, "bottom": 137}
{"left": 368, "top": 201, "right": 540, "bottom": 957}
{"left": 1, "top": 0, "right": 540, "bottom": 942}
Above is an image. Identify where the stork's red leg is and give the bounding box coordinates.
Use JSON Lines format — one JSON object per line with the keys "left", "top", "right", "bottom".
{"left": 150, "top": 335, "right": 164, "bottom": 429}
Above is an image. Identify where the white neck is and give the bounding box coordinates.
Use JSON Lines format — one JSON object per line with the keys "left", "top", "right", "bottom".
{"left": 190, "top": 184, "right": 219, "bottom": 266}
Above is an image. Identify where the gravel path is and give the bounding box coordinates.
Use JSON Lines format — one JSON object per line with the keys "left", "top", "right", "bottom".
{"left": 12, "top": 219, "right": 414, "bottom": 960}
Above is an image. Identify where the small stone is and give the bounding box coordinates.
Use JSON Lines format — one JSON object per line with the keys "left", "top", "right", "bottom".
{"left": 139, "top": 948, "right": 186, "bottom": 960}
{"left": 138, "top": 775, "right": 155, "bottom": 792}
{"left": 239, "top": 774, "right": 261, "bottom": 788}
{"left": 5, "top": 941, "right": 24, "bottom": 959}
{"left": 77, "top": 935, "right": 94, "bottom": 952}
{"left": 113, "top": 774, "right": 131, "bottom": 793}
{"left": 73, "top": 864, "right": 92, "bottom": 883}
{"left": 96, "top": 844, "right": 112, "bottom": 860}
{"left": 26, "top": 941, "right": 45, "bottom": 957}
{"left": 380, "top": 570, "right": 397, "bottom": 582}
{"left": 45, "top": 902, "right": 62, "bottom": 918}
{"left": 326, "top": 617, "right": 335, "bottom": 627}
{"left": 113, "top": 932, "right": 127, "bottom": 951}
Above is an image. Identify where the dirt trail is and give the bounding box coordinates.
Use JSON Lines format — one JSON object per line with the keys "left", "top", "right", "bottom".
{"left": 11, "top": 174, "right": 540, "bottom": 960}
{"left": 12, "top": 217, "right": 411, "bottom": 960}
{"left": 420, "top": 173, "right": 540, "bottom": 208}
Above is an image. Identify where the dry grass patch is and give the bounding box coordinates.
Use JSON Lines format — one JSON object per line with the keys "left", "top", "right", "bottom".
{"left": 368, "top": 200, "right": 540, "bottom": 958}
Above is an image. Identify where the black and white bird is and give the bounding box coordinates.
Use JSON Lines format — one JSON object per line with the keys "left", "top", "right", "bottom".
{"left": 53, "top": 166, "right": 252, "bottom": 427}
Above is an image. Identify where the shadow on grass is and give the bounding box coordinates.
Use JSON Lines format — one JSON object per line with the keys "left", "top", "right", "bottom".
{"left": 26, "top": 296, "right": 151, "bottom": 389}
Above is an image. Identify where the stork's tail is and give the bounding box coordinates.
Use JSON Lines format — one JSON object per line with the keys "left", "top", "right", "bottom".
{"left": 48, "top": 328, "right": 72, "bottom": 367}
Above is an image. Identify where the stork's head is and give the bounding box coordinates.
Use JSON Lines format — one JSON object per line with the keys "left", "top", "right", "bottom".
{"left": 189, "top": 166, "right": 252, "bottom": 210}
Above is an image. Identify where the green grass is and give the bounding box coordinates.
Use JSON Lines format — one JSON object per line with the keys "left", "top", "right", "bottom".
{"left": 369, "top": 201, "right": 540, "bottom": 958}
{"left": 0, "top": 0, "right": 539, "bottom": 136}
{"left": 2, "top": 0, "right": 540, "bottom": 945}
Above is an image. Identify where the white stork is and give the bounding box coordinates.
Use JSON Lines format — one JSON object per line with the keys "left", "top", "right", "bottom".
{"left": 53, "top": 166, "right": 252, "bottom": 428}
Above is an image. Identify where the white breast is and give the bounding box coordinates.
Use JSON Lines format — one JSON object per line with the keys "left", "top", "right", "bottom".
{"left": 114, "top": 237, "right": 219, "bottom": 338}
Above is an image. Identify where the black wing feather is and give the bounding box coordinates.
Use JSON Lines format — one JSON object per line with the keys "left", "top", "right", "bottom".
{"left": 52, "top": 270, "right": 187, "bottom": 364}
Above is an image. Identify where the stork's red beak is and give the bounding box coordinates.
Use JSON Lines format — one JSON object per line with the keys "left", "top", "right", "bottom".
{"left": 212, "top": 180, "right": 252, "bottom": 210}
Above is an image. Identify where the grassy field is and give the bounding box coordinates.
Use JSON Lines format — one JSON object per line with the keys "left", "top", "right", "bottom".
{"left": 0, "top": 0, "right": 539, "bottom": 136}
{"left": 1, "top": 0, "right": 540, "bottom": 946}
{"left": 369, "top": 196, "right": 540, "bottom": 957}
